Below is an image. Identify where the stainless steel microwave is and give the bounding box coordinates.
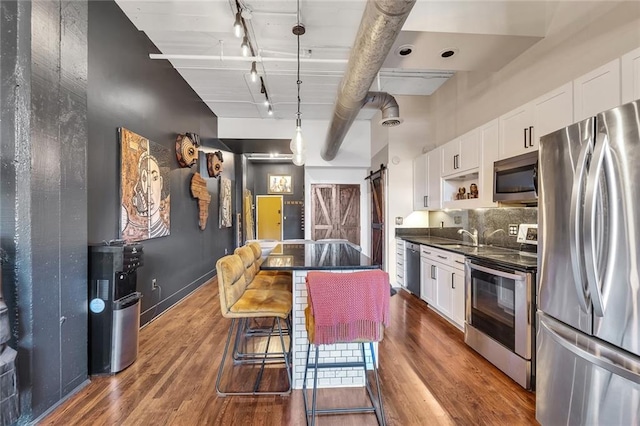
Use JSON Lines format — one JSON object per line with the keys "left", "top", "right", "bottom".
{"left": 493, "top": 151, "right": 538, "bottom": 204}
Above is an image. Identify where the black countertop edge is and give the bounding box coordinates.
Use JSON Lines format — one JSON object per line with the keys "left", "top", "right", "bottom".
{"left": 260, "top": 264, "right": 381, "bottom": 271}
{"left": 397, "top": 236, "right": 537, "bottom": 272}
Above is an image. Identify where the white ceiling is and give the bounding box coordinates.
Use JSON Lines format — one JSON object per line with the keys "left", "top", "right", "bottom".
{"left": 115, "top": 0, "right": 567, "bottom": 121}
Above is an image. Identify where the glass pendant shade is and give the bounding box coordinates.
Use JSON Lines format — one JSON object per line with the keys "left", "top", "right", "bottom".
{"left": 292, "top": 151, "right": 305, "bottom": 166}
{"left": 290, "top": 126, "right": 305, "bottom": 154}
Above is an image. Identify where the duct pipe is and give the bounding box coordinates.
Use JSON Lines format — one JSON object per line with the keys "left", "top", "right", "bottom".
{"left": 363, "top": 91, "right": 402, "bottom": 126}
{"left": 321, "top": 0, "right": 416, "bottom": 161}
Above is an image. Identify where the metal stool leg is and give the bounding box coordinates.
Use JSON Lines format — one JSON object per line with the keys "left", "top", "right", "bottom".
{"left": 310, "top": 345, "right": 320, "bottom": 426}
{"left": 215, "top": 318, "right": 237, "bottom": 396}
{"left": 302, "top": 342, "right": 312, "bottom": 424}
{"left": 369, "top": 341, "right": 386, "bottom": 426}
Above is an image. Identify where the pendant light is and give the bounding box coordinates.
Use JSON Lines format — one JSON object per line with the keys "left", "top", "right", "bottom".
{"left": 290, "top": 0, "right": 305, "bottom": 166}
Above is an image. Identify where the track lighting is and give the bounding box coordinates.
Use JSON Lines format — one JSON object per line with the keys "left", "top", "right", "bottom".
{"left": 241, "top": 36, "right": 249, "bottom": 57}
{"left": 233, "top": 11, "right": 243, "bottom": 38}
{"left": 267, "top": 104, "right": 273, "bottom": 115}
{"left": 250, "top": 61, "right": 257, "bottom": 82}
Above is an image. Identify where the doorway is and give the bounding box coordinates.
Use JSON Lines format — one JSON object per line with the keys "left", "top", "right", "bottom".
{"left": 256, "top": 195, "right": 283, "bottom": 240}
{"left": 310, "top": 184, "right": 360, "bottom": 245}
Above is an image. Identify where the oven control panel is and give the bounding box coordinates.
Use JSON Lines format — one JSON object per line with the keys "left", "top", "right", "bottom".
{"left": 517, "top": 224, "right": 538, "bottom": 245}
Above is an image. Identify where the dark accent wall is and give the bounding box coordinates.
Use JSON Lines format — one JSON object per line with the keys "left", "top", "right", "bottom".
{"left": 247, "top": 162, "right": 304, "bottom": 239}
{"left": 88, "top": 1, "right": 235, "bottom": 326}
{"left": 1, "top": 0, "right": 89, "bottom": 421}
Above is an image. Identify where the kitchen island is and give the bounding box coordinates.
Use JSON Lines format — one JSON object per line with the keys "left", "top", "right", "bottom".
{"left": 261, "top": 241, "right": 381, "bottom": 389}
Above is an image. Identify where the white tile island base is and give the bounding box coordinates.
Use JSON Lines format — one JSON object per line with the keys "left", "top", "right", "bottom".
{"left": 291, "top": 269, "right": 378, "bottom": 390}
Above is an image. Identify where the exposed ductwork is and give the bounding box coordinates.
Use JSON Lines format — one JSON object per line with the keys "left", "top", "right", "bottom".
{"left": 321, "top": 0, "right": 416, "bottom": 161}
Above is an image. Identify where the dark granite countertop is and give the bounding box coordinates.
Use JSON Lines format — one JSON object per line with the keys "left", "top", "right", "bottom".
{"left": 261, "top": 242, "right": 380, "bottom": 271}
{"left": 398, "top": 235, "right": 537, "bottom": 272}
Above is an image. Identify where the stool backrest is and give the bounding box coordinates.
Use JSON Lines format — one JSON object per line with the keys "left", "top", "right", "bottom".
{"left": 234, "top": 246, "right": 257, "bottom": 283}
{"left": 247, "top": 242, "right": 264, "bottom": 267}
{"left": 216, "top": 254, "right": 249, "bottom": 317}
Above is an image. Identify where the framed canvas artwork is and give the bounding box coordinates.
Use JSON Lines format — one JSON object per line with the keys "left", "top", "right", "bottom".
{"left": 268, "top": 174, "right": 293, "bottom": 194}
{"left": 120, "top": 128, "right": 172, "bottom": 242}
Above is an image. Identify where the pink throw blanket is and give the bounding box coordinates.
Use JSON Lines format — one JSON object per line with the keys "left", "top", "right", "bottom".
{"left": 306, "top": 270, "right": 390, "bottom": 345}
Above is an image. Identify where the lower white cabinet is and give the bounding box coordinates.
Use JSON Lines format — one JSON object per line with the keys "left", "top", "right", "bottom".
{"left": 396, "top": 239, "right": 405, "bottom": 288}
{"left": 420, "top": 245, "right": 466, "bottom": 330}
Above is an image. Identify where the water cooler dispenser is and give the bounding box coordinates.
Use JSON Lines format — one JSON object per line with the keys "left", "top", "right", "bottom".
{"left": 89, "top": 243, "right": 143, "bottom": 375}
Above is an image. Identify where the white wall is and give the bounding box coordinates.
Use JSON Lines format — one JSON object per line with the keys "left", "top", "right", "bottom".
{"left": 218, "top": 118, "right": 371, "bottom": 168}
{"left": 304, "top": 167, "right": 371, "bottom": 256}
{"left": 427, "top": 1, "right": 640, "bottom": 145}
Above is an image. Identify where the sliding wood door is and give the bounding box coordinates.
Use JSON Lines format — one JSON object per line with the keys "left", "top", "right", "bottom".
{"left": 311, "top": 184, "right": 360, "bottom": 245}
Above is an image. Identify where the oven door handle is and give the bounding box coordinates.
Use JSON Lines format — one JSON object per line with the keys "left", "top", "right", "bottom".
{"left": 468, "top": 262, "right": 525, "bottom": 281}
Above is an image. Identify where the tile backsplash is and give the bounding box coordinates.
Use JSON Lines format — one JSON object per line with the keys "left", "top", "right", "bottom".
{"left": 397, "top": 207, "right": 537, "bottom": 250}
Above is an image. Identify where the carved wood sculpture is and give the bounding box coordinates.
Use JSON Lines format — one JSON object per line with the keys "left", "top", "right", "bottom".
{"left": 190, "top": 173, "right": 211, "bottom": 230}
{"left": 176, "top": 133, "right": 200, "bottom": 168}
{"left": 206, "top": 150, "right": 224, "bottom": 178}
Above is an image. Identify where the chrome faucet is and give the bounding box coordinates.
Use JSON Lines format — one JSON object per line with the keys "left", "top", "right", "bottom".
{"left": 484, "top": 228, "right": 506, "bottom": 243}
{"left": 458, "top": 228, "right": 479, "bottom": 246}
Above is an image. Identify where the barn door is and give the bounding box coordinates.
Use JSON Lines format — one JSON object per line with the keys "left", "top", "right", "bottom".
{"left": 369, "top": 167, "right": 385, "bottom": 267}
{"left": 311, "top": 184, "right": 360, "bottom": 245}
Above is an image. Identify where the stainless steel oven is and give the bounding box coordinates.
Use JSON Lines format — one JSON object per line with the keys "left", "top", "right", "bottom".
{"left": 465, "top": 259, "right": 535, "bottom": 389}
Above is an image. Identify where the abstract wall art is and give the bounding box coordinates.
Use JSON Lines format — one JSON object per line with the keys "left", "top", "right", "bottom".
{"left": 175, "top": 132, "right": 200, "bottom": 168}
{"left": 120, "top": 128, "right": 171, "bottom": 242}
{"left": 206, "top": 150, "right": 224, "bottom": 178}
{"left": 268, "top": 174, "right": 293, "bottom": 194}
{"left": 219, "top": 177, "right": 232, "bottom": 228}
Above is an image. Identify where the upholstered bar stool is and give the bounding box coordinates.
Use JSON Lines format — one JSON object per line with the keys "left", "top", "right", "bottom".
{"left": 303, "top": 270, "right": 390, "bottom": 425}
{"left": 215, "top": 254, "right": 292, "bottom": 396}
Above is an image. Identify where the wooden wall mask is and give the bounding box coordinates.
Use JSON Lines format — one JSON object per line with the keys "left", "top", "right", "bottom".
{"left": 206, "top": 150, "right": 224, "bottom": 178}
{"left": 176, "top": 133, "right": 200, "bottom": 168}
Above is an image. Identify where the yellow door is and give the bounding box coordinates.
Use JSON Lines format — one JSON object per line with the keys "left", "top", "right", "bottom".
{"left": 256, "top": 196, "right": 282, "bottom": 240}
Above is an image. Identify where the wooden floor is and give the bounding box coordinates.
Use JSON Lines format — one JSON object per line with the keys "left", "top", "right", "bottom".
{"left": 41, "top": 280, "right": 537, "bottom": 425}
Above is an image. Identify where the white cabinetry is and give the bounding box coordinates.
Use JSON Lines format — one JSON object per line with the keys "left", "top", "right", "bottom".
{"left": 420, "top": 245, "right": 465, "bottom": 330}
{"left": 622, "top": 46, "right": 640, "bottom": 104}
{"left": 412, "top": 154, "right": 427, "bottom": 211}
{"left": 395, "top": 239, "right": 405, "bottom": 288}
{"left": 412, "top": 150, "right": 441, "bottom": 211}
{"left": 441, "top": 129, "right": 480, "bottom": 177}
{"left": 479, "top": 119, "right": 499, "bottom": 207}
{"left": 573, "top": 59, "right": 621, "bottom": 122}
{"left": 499, "top": 82, "right": 573, "bottom": 160}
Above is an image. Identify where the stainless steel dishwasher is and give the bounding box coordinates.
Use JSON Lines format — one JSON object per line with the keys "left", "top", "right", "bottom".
{"left": 405, "top": 242, "right": 420, "bottom": 297}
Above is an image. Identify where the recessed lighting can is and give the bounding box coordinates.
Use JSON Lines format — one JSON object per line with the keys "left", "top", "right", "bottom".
{"left": 396, "top": 44, "right": 414, "bottom": 57}
{"left": 440, "top": 48, "right": 458, "bottom": 58}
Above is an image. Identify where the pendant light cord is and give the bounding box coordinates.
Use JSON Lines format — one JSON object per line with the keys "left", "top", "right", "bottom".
{"left": 296, "top": 0, "right": 301, "bottom": 121}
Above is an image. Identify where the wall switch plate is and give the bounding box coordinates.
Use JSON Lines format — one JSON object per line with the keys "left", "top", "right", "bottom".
{"left": 508, "top": 224, "right": 518, "bottom": 236}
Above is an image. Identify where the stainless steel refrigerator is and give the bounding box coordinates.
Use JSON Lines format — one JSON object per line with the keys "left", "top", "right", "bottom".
{"left": 537, "top": 100, "right": 640, "bottom": 425}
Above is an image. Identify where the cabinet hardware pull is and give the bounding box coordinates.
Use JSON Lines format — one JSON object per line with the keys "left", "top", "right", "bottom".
{"left": 437, "top": 255, "right": 447, "bottom": 259}
{"left": 455, "top": 260, "right": 465, "bottom": 265}
{"left": 431, "top": 265, "right": 436, "bottom": 279}
{"left": 424, "top": 251, "right": 431, "bottom": 255}
{"left": 424, "top": 195, "right": 428, "bottom": 207}
{"left": 451, "top": 272, "right": 455, "bottom": 288}
{"left": 453, "top": 155, "right": 456, "bottom": 170}
{"left": 523, "top": 128, "right": 527, "bottom": 148}
{"left": 529, "top": 126, "right": 534, "bottom": 147}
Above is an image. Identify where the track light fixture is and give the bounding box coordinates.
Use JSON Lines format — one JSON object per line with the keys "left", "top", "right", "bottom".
{"left": 250, "top": 61, "right": 257, "bottom": 82}
{"left": 241, "top": 36, "right": 249, "bottom": 57}
{"left": 267, "top": 104, "right": 273, "bottom": 115}
{"left": 233, "top": 11, "right": 243, "bottom": 38}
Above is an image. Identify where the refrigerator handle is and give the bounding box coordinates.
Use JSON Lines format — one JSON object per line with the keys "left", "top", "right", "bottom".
{"left": 540, "top": 315, "right": 640, "bottom": 386}
{"left": 569, "top": 140, "right": 592, "bottom": 313}
{"left": 583, "top": 133, "right": 613, "bottom": 317}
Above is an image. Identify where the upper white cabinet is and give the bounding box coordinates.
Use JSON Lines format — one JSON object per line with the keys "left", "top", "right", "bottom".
{"left": 413, "top": 150, "right": 441, "bottom": 211}
{"left": 412, "top": 154, "right": 428, "bottom": 211}
{"left": 479, "top": 119, "right": 499, "bottom": 207}
{"left": 499, "top": 82, "right": 573, "bottom": 160}
{"left": 573, "top": 58, "right": 621, "bottom": 122}
{"left": 532, "top": 82, "right": 574, "bottom": 144}
{"left": 622, "top": 46, "right": 640, "bottom": 104}
{"left": 441, "top": 129, "right": 480, "bottom": 176}
{"left": 427, "top": 148, "right": 442, "bottom": 210}
{"left": 499, "top": 104, "right": 533, "bottom": 160}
